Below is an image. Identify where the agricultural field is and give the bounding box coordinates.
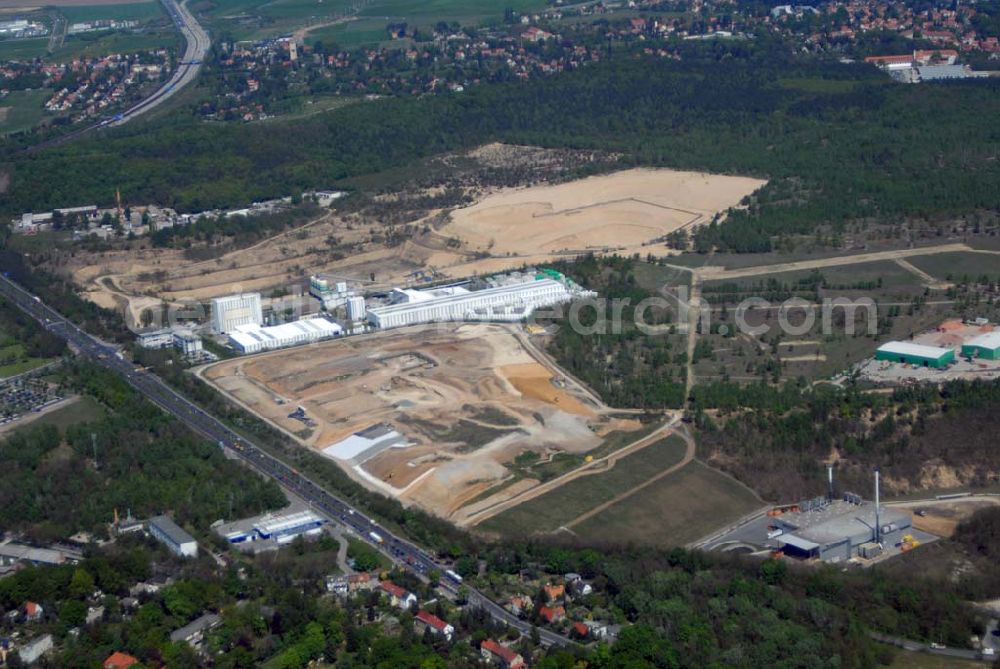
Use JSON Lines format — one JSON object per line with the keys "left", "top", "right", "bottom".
{"left": 571, "top": 461, "right": 765, "bottom": 547}
{"left": 198, "top": 0, "right": 550, "bottom": 42}
{"left": 476, "top": 433, "right": 695, "bottom": 537}
{"left": 197, "top": 322, "right": 647, "bottom": 521}
{"left": 57, "top": 1, "right": 162, "bottom": 23}
{"left": 0, "top": 37, "right": 48, "bottom": 60}
{"left": 52, "top": 28, "right": 178, "bottom": 60}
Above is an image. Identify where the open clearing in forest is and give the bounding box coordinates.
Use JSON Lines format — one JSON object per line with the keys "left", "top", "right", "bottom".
{"left": 440, "top": 168, "right": 765, "bottom": 257}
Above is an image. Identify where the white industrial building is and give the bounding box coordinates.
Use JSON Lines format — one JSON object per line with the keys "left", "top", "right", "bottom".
{"left": 211, "top": 293, "right": 263, "bottom": 333}
{"left": 135, "top": 327, "right": 204, "bottom": 356}
{"left": 149, "top": 515, "right": 198, "bottom": 558}
{"left": 367, "top": 277, "right": 587, "bottom": 330}
{"left": 346, "top": 295, "right": 367, "bottom": 322}
{"left": 228, "top": 317, "right": 342, "bottom": 354}
{"left": 215, "top": 507, "right": 325, "bottom": 552}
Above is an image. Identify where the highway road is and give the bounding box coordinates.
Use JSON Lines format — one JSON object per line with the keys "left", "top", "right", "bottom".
{"left": 0, "top": 273, "right": 571, "bottom": 649}
{"left": 25, "top": 0, "right": 210, "bottom": 152}
{"left": 109, "top": 0, "right": 210, "bottom": 126}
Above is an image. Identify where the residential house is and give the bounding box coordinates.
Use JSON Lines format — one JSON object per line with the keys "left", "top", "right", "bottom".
{"left": 572, "top": 622, "right": 590, "bottom": 638}
{"left": 415, "top": 610, "right": 454, "bottom": 641}
{"left": 539, "top": 605, "right": 566, "bottom": 624}
{"left": 583, "top": 620, "right": 610, "bottom": 639}
{"left": 348, "top": 572, "right": 376, "bottom": 592}
{"left": 86, "top": 606, "right": 105, "bottom": 625}
{"left": 508, "top": 594, "right": 533, "bottom": 616}
{"left": 169, "top": 613, "right": 222, "bottom": 649}
{"left": 565, "top": 574, "right": 593, "bottom": 597}
{"left": 543, "top": 583, "right": 565, "bottom": 603}
{"left": 23, "top": 601, "right": 43, "bottom": 621}
{"left": 380, "top": 581, "right": 417, "bottom": 610}
{"left": 326, "top": 575, "right": 349, "bottom": 597}
{"left": 104, "top": 651, "right": 140, "bottom": 669}
{"left": 480, "top": 639, "right": 526, "bottom": 669}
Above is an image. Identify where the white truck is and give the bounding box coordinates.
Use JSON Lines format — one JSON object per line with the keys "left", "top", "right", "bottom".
{"left": 368, "top": 531, "right": 384, "bottom": 545}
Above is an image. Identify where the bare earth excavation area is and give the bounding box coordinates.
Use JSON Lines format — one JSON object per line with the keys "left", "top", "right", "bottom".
{"left": 198, "top": 324, "right": 641, "bottom": 521}
{"left": 441, "top": 168, "right": 764, "bottom": 257}
{"left": 66, "top": 162, "right": 766, "bottom": 320}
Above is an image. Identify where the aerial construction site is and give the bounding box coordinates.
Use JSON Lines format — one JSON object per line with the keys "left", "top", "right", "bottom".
{"left": 197, "top": 323, "right": 646, "bottom": 522}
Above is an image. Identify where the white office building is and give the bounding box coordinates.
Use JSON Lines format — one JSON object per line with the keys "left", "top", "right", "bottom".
{"left": 149, "top": 515, "right": 198, "bottom": 558}
{"left": 228, "top": 317, "right": 342, "bottom": 354}
{"left": 367, "top": 278, "right": 585, "bottom": 330}
{"left": 347, "top": 295, "right": 367, "bottom": 321}
{"left": 210, "top": 293, "right": 263, "bottom": 333}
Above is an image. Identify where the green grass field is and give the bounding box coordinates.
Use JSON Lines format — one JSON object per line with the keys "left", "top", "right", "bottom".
{"left": 907, "top": 251, "right": 1000, "bottom": 283}
{"left": 0, "top": 88, "right": 50, "bottom": 136}
{"left": 0, "top": 342, "right": 56, "bottom": 378}
{"left": 573, "top": 460, "right": 763, "bottom": 547}
{"left": 58, "top": 2, "right": 164, "bottom": 24}
{"left": 356, "top": 0, "right": 545, "bottom": 23}
{"left": 52, "top": 29, "right": 179, "bottom": 60}
{"left": 478, "top": 434, "right": 689, "bottom": 536}
{"left": 30, "top": 395, "right": 106, "bottom": 434}
{"left": 202, "top": 0, "right": 548, "bottom": 43}
{"left": 0, "top": 37, "right": 49, "bottom": 60}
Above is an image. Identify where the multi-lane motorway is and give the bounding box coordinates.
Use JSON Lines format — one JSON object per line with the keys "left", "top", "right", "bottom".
{"left": 0, "top": 274, "right": 570, "bottom": 649}
{"left": 108, "top": 0, "right": 210, "bottom": 127}
{"left": 25, "top": 0, "right": 210, "bottom": 152}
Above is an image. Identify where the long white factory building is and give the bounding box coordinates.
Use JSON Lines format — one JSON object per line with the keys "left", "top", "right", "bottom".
{"left": 367, "top": 276, "right": 588, "bottom": 330}
{"left": 229, "top": 317, "right": 342, "bottom": 354}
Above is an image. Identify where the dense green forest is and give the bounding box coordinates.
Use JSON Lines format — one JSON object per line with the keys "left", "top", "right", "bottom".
{"left": 0, "top": 295, "right": 67, "bottom": 360}
{"left": 5, "top": 41, "right": 1000, "bottom": 251}
{"left": 0, "top": 361, "right": 286, "bottom": 541}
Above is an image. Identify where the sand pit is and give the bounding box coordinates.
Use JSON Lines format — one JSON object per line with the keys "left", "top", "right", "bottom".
{"left": 198, "top": 323, "right": 640, "bottom": 519}
{"left": 440, "top": 168, "right": 765, "bottom": 256}
{"left": 501, "top": 362, "right": 594, "bottom": 417}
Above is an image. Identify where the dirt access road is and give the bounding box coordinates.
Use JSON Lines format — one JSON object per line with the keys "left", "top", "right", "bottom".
{"left": 458, "top": 414, "right": 684, "bottom": 527}
{"left": 560, "top": 422, "right": 697, "bottom": 531}
{"left": 666, "top": 242, "right": 997, "bottom": 399}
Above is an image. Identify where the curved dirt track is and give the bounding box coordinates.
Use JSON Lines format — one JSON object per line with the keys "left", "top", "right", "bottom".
{"left": 561, "top": 423, "right": 696, "bottom": 530}
{"left": 460, "top": 415, "right": 683, "bottom": 527}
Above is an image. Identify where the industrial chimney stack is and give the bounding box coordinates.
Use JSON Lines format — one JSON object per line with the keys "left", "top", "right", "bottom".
{"left": 874, "top": 468, "right": 881, "bottom": 544}
{"left": 827, "top": 465, "right": 834, "bottom": 500}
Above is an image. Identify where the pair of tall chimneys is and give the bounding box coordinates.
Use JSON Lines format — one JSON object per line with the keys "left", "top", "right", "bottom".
{"left": 827, "top": 465, "right": 881, "bottom": 543}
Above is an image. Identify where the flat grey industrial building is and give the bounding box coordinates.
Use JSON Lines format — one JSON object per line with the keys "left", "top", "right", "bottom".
{"left": 149, "top": 515, "right": 198, "bottom": 558}
{"left": 771, "top": 499, "right": 912, "bottom": 562}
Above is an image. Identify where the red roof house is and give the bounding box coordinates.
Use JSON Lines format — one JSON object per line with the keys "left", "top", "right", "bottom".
{"left": 539, "top": 605, "right": 566, "bottom": 623}
{"left": 104, "top": 651, "right": 139, "bottom": 669}
{"left": 481, "top": 639, "right": 526, "bottom": 669}
{"left": 415, "top": 609, "right": 454, "bottom": 640}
